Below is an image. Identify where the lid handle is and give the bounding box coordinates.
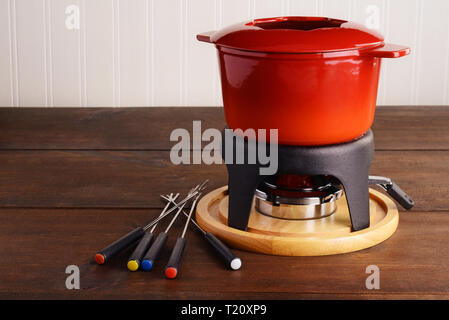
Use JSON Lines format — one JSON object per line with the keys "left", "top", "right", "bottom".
{"left": 360, "top": 43, "right": 411, "bottom": 58}
{"left": 197, "top": 31, "right": 215, "bottom": 43}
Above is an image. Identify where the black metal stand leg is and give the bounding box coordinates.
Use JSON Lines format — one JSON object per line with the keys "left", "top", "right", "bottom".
{"left": 337, "top": 175, "right": 371, "bottom": 231}
{"left": 226, "top": 163, "right": 263, "bottom": 231}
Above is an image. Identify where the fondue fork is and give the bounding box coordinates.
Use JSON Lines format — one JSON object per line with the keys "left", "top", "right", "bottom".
{"left": 139, "top": 182, "right": 208, "bottom": 271}
{"left": 161, "top": 194, "right": 242, "bottom": 271}
{"left": 140, "top": 200, "right": 188, "bottom": 271}
{"left": 164, "top": 194, "right": 202, "bottom": 279}
{"left": 126, "top": 193, "right": 179, "bottom": 271}
{"left": 94, "top": 182, "right": 206, "bottom": 265}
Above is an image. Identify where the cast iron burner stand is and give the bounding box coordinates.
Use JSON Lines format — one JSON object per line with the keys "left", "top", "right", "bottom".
{"left": 221, "top": 129, "right": 374, "bottom": 232}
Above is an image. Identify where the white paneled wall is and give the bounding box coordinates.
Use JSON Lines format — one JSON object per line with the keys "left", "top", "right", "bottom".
{"left": 1, "top": 0, "right": 449, "bottom": 107}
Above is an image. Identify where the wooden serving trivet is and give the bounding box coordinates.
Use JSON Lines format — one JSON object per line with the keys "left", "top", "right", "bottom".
{"left": 196, "top": 186, "right": 399, "bottom": 256}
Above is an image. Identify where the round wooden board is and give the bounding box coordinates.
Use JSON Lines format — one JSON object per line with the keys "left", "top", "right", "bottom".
{"left": 196, "top": 186, "right": 399, "bottom": 256}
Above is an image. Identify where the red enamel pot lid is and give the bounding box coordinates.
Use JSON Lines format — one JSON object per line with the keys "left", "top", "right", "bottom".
{"left": 198, "top": 16, "right": 385, "bottom": 54}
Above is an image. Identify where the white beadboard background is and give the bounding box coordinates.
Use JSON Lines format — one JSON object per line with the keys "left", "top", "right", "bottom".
{"left": 0, "top": 0, "right": 449, "bottom": 107}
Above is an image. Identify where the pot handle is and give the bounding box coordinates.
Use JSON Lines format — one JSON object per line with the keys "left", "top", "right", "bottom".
{"left": 197, "top": 31, "right": 215, "bottom": 43}
{"left": 360, "top": 43, "right": 411, "bottom": 58}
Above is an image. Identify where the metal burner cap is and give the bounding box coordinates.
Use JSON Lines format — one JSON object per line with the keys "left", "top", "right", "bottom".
{"left": 254, "top": 176, "right": 343, "bottom": 220}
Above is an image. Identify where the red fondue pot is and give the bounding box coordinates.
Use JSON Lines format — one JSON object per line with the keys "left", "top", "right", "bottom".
{"left": 197, "top": 16, "right": 410, "bottom": 145}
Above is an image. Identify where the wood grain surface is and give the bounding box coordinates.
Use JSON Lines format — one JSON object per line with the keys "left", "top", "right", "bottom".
{"left": 0, "top": 106, "right": 448, "bottom": 150}
{"left": 0, "top": 150, "right": 446, "bottom": 211}
{"left": 0, "top": 106, "right": 448, "bottom": 299}
{"left": 0, "top": 208, "right": 447, "bottom": 299}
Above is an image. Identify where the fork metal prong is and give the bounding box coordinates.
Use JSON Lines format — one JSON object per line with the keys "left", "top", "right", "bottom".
{"left": 150, "top": 193, "right": 179, "bottom": 233}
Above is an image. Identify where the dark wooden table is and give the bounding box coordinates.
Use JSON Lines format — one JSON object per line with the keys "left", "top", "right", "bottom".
{"left": 0, "top": 106, "right": 448, "bottom": 299}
